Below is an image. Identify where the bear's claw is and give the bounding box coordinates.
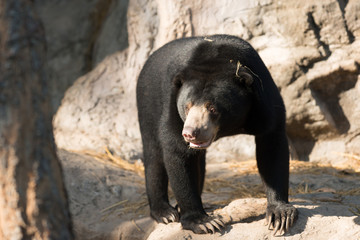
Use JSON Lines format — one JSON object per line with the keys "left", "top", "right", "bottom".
{"left": 197, "top": 220, "right": 222, "bottom": 234}
{"left": 182, "top": 215, "right": 225, "bottom": 234}
{"left": 266, "top": 203, "right": 297, "bottom": 236}
{"left": 161, "top": 213, "right": 178, "bottom": 224}
{"left": 151, "top": 205, "right": 179, "bottom": 224}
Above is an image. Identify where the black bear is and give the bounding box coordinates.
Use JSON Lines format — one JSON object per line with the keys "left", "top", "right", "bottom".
{"left": 136, "top": 35, "right": 297, "bottom": 235}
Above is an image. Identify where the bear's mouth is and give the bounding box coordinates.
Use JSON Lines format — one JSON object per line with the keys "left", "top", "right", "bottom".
{"left": 189, "top": 140, "right": 212, "bottom": 149}
{"left": 187, "top": 138, "right": 214, "bottom": 149}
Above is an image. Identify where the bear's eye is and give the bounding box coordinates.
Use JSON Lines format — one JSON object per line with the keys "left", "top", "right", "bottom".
{"left": 208, "top": 105, "right": 217, "bottom": 114}
{"left": 204, "top": 102, "right": 217, "bottom": 115}
{"left": 185, "top": 102, "right": 192, "bottom": 115}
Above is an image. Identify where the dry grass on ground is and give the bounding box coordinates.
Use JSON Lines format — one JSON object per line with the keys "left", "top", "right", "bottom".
{"left": 78, "top": 148, "right": 360, "bottom": 218}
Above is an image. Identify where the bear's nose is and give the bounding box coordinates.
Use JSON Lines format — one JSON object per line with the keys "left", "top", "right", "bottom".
{"left": 182, "top": 127, "right": 200, "bottom": 141}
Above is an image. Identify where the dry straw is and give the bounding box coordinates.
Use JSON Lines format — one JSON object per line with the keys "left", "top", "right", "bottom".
{"left": 76, "top": 146, "right": 145, "bottom": 176}
{"left": 76, "top": 148, "right": 359, "bottom": 219}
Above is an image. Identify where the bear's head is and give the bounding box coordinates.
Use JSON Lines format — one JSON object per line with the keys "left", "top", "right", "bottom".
{"left": 175, "top": 60, "right": 257, "bottom": 149}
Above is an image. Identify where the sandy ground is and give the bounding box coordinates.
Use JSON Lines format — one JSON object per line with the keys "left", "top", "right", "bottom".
{"left": 58, "top": 150, "right": 360, "bottom": 240}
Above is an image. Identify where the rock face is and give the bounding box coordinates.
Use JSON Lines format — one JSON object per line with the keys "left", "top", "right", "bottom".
{"left": 34, "top": 0, "right": 129, "bottom": 111}
{"left": 52, "top": 0, "right": 360, "bottom": 164}
{"left": 58, "top": 149, "right": 360, "bottom": 240}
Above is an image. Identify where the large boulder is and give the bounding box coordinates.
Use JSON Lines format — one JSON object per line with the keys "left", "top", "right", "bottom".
{"left": 53, "top": 0, "right": 360, "bottom": 164}
{"left": 34, "top": 0, "right": 129, "bottom": 111}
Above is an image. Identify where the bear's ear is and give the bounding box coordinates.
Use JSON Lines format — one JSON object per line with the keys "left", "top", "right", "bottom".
{"left": 173, "top": 73, "right": 184, "bottom": 88}
{"left": 237, "top": 72, "right": 253, "bottom": 86}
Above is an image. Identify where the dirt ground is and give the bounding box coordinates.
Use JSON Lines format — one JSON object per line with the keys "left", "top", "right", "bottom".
{"left": 58, "top": 149, "right": 360, "bottom": 240}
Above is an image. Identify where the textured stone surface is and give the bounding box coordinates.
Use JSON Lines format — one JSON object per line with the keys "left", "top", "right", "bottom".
{"left": 147, "top": 199, "right": 360, "bottom": 240}
{"left": 53, "top": 0, "right": 360, "bottom": 165}
{"left": 59, "top": 150, "right": 360, "bottom": 239}
{"left": 34, "top": 0, "right": 129, "bottom": 111}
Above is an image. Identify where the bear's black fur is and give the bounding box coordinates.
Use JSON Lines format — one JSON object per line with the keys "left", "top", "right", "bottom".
{"left": 136, "top": 35, "right": 297, "bottom": 235}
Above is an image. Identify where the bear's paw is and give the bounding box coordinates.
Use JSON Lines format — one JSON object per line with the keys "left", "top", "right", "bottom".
{"left": 265, "top": 203, "right": 298, "bottom": 236}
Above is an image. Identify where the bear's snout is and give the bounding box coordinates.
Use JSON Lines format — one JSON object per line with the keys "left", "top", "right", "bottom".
{"left": 182, "top": 127, "right": 200, "bottom": 141}
{"left": 182, "top": 105, "right": 218, "bottom": 149}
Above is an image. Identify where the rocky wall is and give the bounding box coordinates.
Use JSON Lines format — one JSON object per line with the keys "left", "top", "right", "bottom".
{"left": 51, "top": 0, "right": 360, "bottom": 164}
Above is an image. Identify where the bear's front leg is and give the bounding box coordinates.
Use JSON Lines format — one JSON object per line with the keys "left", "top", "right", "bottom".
{"left": 144, "top": 161, "right": 179, "bottom": 224}
{"left": 255, "top": 130, "right": 298, "bottom": 236}
{"left": 163, "top": 147, "right": 224, "bottom": 234}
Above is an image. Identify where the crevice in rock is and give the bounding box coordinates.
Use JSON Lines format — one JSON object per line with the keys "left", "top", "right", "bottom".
{"left": 337, "top": 0, "right": 355, "bottom": 43}
{"left": 84, "top": 0, "right": 115, "bottom": 72}
{"left": 287, "top": 136, "right": 316, "bottom": 161}
{"left": 88, "top": 98, "right": 100, "bottom": 112}
{"left": 187, "top": 8, "right": 195, "bottom": 38}
{"left": 310, "top": 89, "right": 348, "bottom": 134}
{"left": 295, "top": 11, "right": 333, "bottom": 76}
{"left": 308, "top": 66, "right": 359, "bottom": 134}
{"left": 306, "top": 12, "right": 331, "bottom": 59}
